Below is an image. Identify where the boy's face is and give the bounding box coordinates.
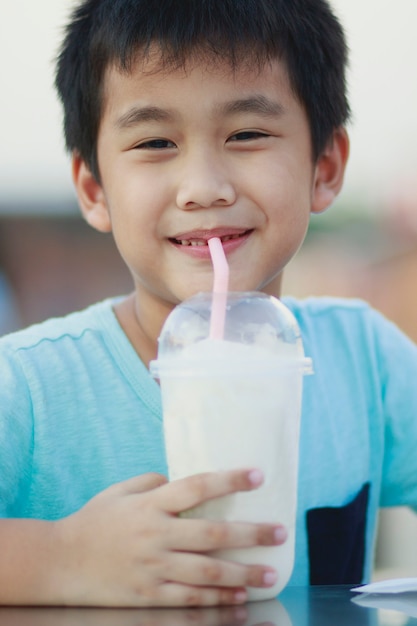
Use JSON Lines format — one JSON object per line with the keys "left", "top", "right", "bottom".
{"left": 74, "top": 51, "right": 348, "bottom": 314}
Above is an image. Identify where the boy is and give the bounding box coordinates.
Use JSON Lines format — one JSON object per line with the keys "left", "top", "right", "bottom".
{"left": 1, "top": 0, "right": 417, "bottom": 608}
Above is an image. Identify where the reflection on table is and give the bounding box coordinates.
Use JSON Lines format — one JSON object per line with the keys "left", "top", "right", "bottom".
{"left": 0, "top": 585, "right": 416, "bottom": 626}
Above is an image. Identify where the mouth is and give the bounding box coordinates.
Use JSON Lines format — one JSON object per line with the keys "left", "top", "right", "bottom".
{"left": 169, "top": 229, "right": 253, "bottom": 247}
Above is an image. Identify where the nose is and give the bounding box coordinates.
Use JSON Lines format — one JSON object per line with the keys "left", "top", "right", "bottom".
{"left": 176, "top": 150, "right": 236, "bottom": 210}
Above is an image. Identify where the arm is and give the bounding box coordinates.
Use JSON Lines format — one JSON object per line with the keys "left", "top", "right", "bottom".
{"left": 0, "top": 469, "right": 286, "bottom": 607}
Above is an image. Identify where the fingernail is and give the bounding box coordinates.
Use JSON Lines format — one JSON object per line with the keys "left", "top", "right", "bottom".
{"left": 274, "top": 526, "right": 288, "bottom": 543}
{"left": 248, "top": 469, "right": 264, "bottom": 486}
{"left": 263, "top": 570, "right": 278, "bottom": 586}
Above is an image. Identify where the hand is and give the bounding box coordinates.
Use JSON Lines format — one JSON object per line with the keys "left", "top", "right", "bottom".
{"left": 55, "top": 469, "right": 287, "bottom": 607}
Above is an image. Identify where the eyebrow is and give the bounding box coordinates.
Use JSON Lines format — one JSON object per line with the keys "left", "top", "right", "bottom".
{"left": 217, "top": 95, "right": 286, "bottom": 118}
{"left": 115, "top": 106, "right": 175, "bottom": 129}
{"left": 115, "top": 95, "right": 285, "bottom": 130}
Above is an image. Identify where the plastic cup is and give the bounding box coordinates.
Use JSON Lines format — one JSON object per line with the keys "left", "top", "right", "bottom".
{"left": 150, "top": 291, "right": 312, "bottom": 600}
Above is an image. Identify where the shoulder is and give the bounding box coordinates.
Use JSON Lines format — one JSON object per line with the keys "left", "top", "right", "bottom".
{"left": 0, "top": 298, "right": 125, "bottom": 396}
{"left": 0, "top": 298, "right": 118, "bottom": 355}
{"left": 283, "top": 295, "right": 372, "bottom": 321}
{"left": 282, "top": 296, "right": 376, "bottom": 350}
{"left": 282, "top": 295, "right": 402, "bottom": 342}
{"left": 283, "top": 295, "right": 417, "bottom": 384}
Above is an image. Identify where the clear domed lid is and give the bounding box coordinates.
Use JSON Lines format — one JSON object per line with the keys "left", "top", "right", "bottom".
{"left": 150, "top": 292, "right": 313, "bottom": 377}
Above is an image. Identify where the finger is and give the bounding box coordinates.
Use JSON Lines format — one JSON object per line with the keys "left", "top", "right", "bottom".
{"left": 162, "top": 552, "right": 278, "bottom": 590}
{"left": 137, "top": 582, "right": 248, "bottom": 608}
{"left": 108, "top": 473, "right": 168, "bottom": 496}
{"left": 167, "top": 518, "right": 287, "bottom": 552}
{"left": 156, "top": 469, "right": 264, "bottom": 513}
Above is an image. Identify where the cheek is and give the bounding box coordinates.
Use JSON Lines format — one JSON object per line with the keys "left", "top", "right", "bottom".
{"left": 276, "top": 167, "right": 313, "bottom": 215}
{"left": 251, "top": 154, "right": 311, "bottom": 202}
{"left": 263, "top": 175, "right": 312, "bottom": 258}
{"left": 107, "top": 174, "right": 167, "bottom": 232}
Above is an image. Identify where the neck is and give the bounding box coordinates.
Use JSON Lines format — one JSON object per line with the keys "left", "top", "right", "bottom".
{"left": 114, "top": 292, "right": 173, "bottom": 368}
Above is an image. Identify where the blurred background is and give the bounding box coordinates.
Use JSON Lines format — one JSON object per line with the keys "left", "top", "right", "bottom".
{"left": 1, "top": 0, "right": 416, "bottom": 579}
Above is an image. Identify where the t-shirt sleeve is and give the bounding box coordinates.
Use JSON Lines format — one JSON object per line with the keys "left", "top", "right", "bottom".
{"left": 0, "top": 344, "right": 34, "bottom": 517}
{"left": 372, "top": 310, "right": 417, "bottom": 511}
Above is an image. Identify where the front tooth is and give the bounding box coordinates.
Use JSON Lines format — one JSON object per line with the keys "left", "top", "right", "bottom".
{"left": 190, "top": 240, "right": 205, "bottom": 246}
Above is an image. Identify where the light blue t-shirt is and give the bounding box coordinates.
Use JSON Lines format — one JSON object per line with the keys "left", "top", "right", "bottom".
{"left": 1, "top": 296, "right": 417, "bottom": 586}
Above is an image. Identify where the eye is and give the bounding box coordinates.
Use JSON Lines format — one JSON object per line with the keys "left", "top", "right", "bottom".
{"left": 228, "top": 131, "right": 270, "bottom": 142}
{"left": 135, "top": 138, "right": 176, "bottom": 149}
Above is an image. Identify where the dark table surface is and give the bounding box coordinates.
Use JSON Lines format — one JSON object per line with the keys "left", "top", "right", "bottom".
{"left": 0, "top": 585, "right": 416, "bottom": 626}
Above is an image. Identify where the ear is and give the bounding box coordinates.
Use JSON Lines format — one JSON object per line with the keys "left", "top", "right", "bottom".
{"left": 72, "top": 153, "right": 112, "bottom": 233}
{"left": 311, "top": 127, "right": 350, "bottom": 214}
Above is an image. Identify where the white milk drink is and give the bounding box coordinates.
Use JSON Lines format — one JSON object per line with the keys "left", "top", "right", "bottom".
{"left": 150, "top": 292, "right": 312, "bottom": 601}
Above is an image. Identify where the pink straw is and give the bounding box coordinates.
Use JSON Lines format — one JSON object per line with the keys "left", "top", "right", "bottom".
{"left": 208, "top": 237, "right": 229, "bottom": 339}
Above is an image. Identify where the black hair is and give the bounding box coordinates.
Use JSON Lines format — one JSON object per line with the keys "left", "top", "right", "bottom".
{"left": 55, "top": 0, "right": 350, "bottom": 180}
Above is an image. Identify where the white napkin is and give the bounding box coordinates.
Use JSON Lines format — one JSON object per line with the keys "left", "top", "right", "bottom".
{"left": 351, "top": 578, "right": 417, "bottom": 594}
{"left": 351, "top": 592, "right": 417, "bottom": 618}
{"left": 351, "top": 579, "right": 417, "bottom": 619}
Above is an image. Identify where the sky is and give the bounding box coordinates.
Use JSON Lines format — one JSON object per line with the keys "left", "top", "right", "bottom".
{"left": 0, "top": 0, "right": 416, "bottom": 214}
